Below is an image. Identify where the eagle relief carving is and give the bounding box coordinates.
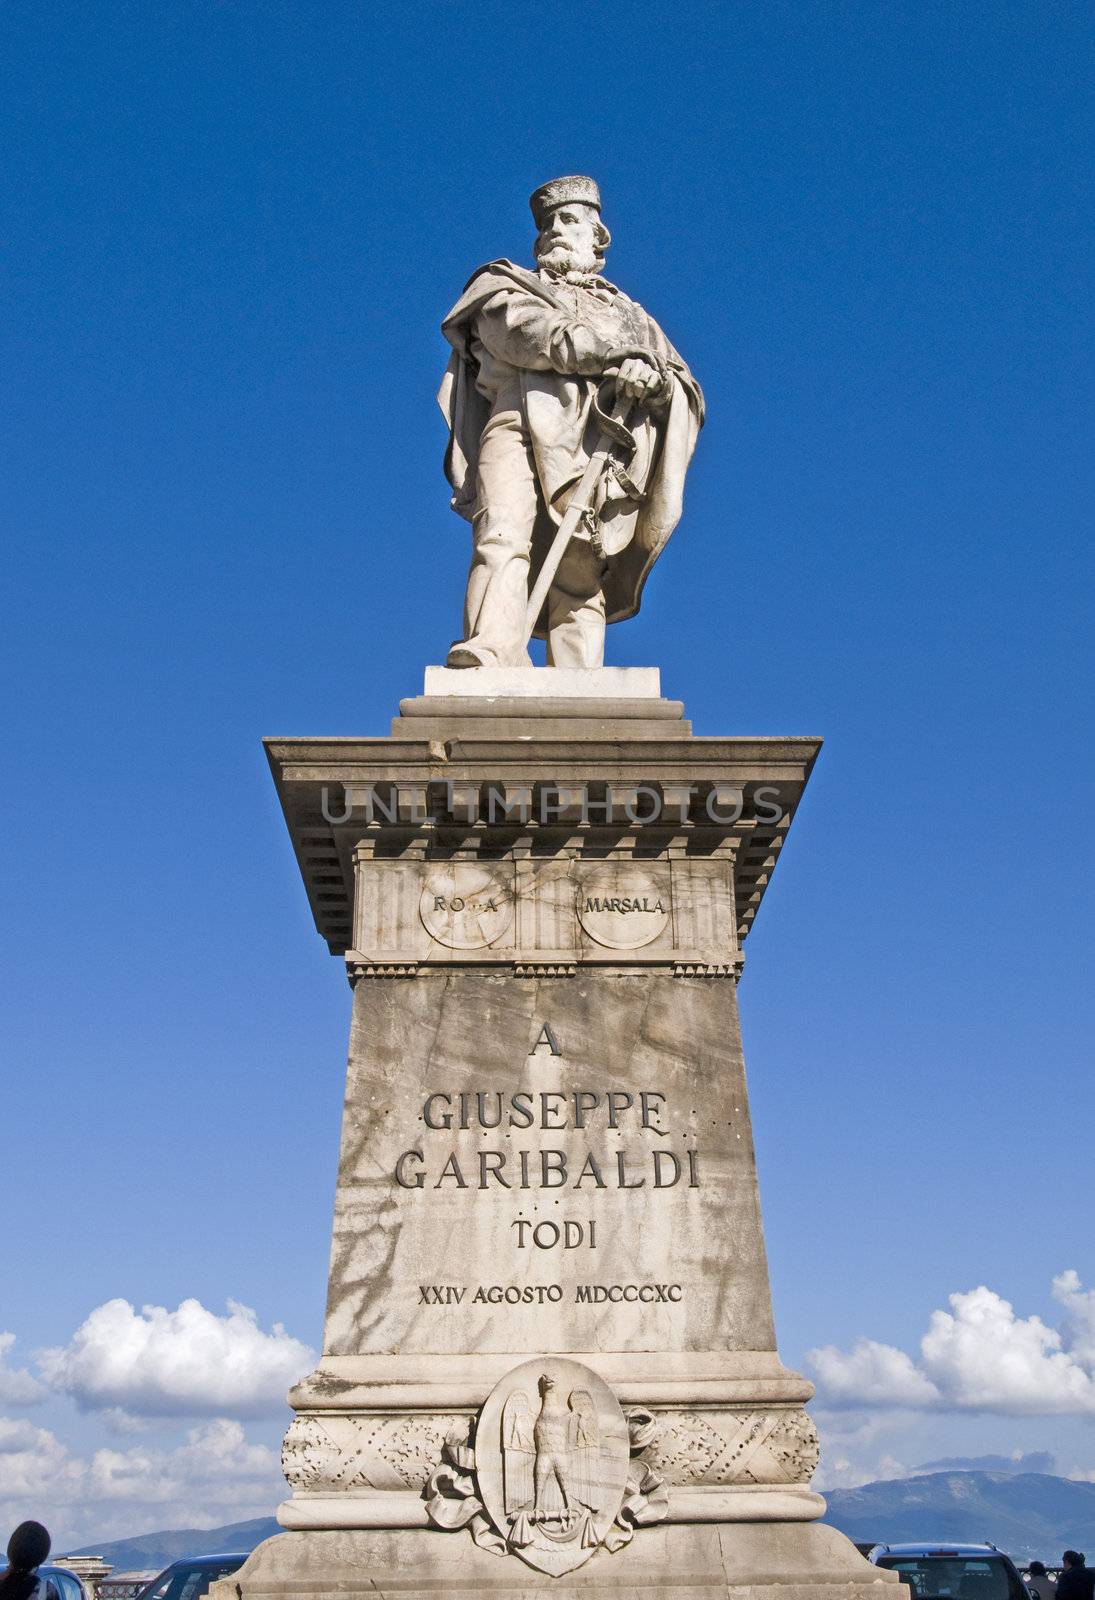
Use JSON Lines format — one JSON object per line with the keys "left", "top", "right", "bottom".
{"left": 425, "top": 1356, "right": 665, "bottom": 1575}
{"left": 502, "top": 1375, "right": 600, "bottom": 1547}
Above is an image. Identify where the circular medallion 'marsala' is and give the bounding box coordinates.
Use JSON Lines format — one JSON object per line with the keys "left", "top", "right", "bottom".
{"left": 420, "top": 864, "right": 513, "bottom": 949}
{"left": 576, "top": 870, "right": 670, "bottom": 950}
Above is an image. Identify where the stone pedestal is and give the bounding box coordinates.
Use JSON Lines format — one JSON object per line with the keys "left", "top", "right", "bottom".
{"left": 55, "top": 1558, "right": 111, "bottom": 1599}
{"left": 226, "top": 670, "right": 898, "bottom": 1598}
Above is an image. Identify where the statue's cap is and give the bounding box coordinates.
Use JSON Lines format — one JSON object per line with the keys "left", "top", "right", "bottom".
{"left": 529, "top": 175, "right": 602, "bottom": 228}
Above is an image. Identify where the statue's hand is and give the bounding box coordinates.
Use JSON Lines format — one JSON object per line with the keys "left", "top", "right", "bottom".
{"left": 612, "top": 355, "right": 667, "bottom": 405}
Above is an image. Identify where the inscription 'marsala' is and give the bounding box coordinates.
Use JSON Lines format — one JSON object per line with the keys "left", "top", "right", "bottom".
{"left": 584, "top": 895, "right": 665, "bottom": 915}
{"left": 576, "top": 870, "right": 670, "bottom": 950}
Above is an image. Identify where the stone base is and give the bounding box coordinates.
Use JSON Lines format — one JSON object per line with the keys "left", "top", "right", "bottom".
{"left": 214, "top": 1523, "right": 903, "bottom": 1600}
{"left": 421, "top": 666, "right": 664, "bottom": 699}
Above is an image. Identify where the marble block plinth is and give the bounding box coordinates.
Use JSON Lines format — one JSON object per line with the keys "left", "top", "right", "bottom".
{"left": 421, "top": 665, "right": 664, "bottom": 698}
{"left": 225, "top": 681, "right": 899, "bottom": 1597}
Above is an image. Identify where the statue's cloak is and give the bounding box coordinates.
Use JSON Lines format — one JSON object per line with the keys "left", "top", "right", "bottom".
{"left": 437, "top": 260, "right": 704, "bottom": 632}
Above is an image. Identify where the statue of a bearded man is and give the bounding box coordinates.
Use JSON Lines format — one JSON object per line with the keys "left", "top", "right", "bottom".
{"left": 437, "top": 176, "right": 704, "bottom": 669}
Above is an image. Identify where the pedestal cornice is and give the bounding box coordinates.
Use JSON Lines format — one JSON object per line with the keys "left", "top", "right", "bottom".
{"left": 264, "top": 696, "right": 820, "bottom": 960}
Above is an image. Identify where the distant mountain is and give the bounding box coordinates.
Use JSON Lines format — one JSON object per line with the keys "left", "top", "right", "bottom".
{"left": 823, "top": 1471, "right": 1095, "bottom": 1562}
{"left": 66, "top": 1517, "right": 279, "bottom": 1573}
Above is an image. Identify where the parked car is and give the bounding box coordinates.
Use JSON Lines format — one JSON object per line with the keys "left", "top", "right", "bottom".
{"left": 137, "top": 1554, "right": 248, "bottom": 1600}
{"left": 38, "top": 1568, "right": 92, "bottom": 1600}
{"left": 868, "top": 1543, "right": 1031, "bottom": 1599}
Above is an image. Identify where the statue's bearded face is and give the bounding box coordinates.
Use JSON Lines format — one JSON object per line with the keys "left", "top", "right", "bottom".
{"left": 535, "top": 203, "right": 609, "bottom": 279}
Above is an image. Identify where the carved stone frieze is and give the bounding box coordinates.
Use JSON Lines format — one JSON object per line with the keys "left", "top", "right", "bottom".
{"left": 629, "top": 1406, "right": 819, "bottom": 1486}
{"left": 347, "top": 851, "right": 740, "bottom": 973}
{"left": 283, "top": 1402, "right": 818, "bottom": 1503}
{"left": 282, "top": 1412, "right": 470, "bottom": 1493}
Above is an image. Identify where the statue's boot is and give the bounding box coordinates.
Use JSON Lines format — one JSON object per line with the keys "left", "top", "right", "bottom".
{"left": 445, "top": 641, "right": 493, "bottom": 667}
{"left": 446, "top": 640, "right": 534, "bottom": 669}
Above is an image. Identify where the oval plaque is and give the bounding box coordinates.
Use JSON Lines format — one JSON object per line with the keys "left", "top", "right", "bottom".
{"left": 420, "top": 864, "right": 513, "bottom": 950}
{"left": 576, "top": 870, "right": 670, "bottom": 950}
{"left": 475, "top": 1356, "right": 630, "bottom": 1576}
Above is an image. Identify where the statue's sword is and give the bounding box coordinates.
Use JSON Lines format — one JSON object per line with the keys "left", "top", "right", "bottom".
{"left": 521, "top": 377, "right": 636, "bottom": 653}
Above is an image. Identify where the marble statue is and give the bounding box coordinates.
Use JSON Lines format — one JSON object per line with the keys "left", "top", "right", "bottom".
{"left": 438, "top": 176, "right": 704, "bottom": 670}
{"left": 220, "top": 176, "right": 897, "bottom": 1600}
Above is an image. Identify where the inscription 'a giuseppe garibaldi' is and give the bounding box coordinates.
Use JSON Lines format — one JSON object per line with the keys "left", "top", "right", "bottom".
{"left": 394, "top": 1076, "right": 702, "bottom": 1195}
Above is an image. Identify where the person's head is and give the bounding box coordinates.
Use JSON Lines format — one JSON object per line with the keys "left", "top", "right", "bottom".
{"left": 1063, "top": 1552, "right": 1084, "bottom": 1570}
{"left": 1029, "top": 1561, "right": 1047, "bottom": 1576}
{"left": 529, "top": 176, "right": 611, "bottom": 280}
{"left": 6, "top": 1523, "right": 50, "bottom": 1573}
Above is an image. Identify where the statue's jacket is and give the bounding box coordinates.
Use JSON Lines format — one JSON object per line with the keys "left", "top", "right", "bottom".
{"left": 438, "top": 260, "right": 704, "bottom": 630}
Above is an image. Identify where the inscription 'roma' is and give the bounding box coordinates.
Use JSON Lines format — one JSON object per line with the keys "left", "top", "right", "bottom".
{"left": 420, "top": 864, "right": 513, "bottom": 949}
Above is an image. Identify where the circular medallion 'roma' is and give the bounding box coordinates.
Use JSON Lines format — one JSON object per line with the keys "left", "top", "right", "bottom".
{"left": 475, "top": 1356, "right": 630, "bottom": 1576}
{"left": 420, "top": 864, "right": 513, "bottom": 950}
{"left": 576, "top": 869, "right": 670, "bottom": 950}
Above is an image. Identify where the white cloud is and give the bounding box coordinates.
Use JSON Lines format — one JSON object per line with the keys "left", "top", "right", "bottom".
{"left": 0, "top": 1334, "right": 46, "bottom": 1405}
{"left": 38, "top": 1298, "right": 314, "bottom": 1419}
{"left": 1054, "top": 1270, "right": 1095, "bottom": 1367}
{"left": 0, "top": 1416, "right": 82, "bottom": 1500}
{"left": 921, "top": 1285, "right": 1095, "bottom": 1415}
{"left": 807, "top": 1337, "right": 940, "bottom": 1407}
{"left": 83, "top": 1418, "right": 280, "bottom": 1507}
{"left": 0, "top": 1414, "right": 283, "bottom": 1550}
{"left": 807, "top": 1272, "right": 1095, "bottom": 1417}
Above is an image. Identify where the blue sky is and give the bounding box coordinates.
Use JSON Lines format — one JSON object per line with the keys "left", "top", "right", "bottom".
{"left": 2, "top": 0, "right": 1093, "bottom": 1546}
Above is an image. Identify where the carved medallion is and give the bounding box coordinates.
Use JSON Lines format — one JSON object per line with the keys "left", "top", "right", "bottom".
{"left": 576, "top": 869, "right": 670, "bottom": 950}
{"left": 475, "top": 1357, "right": 630, "bottom": 1575}
{"left": 420, "top": 864, "right": 513, "bottom": 949}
